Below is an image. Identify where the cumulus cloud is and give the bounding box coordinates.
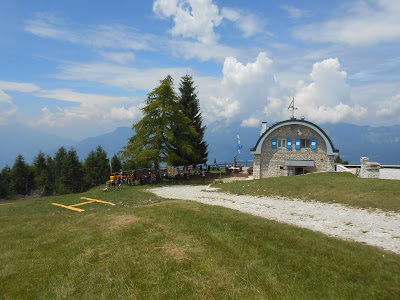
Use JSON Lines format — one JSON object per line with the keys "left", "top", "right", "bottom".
{"left": 206, "top": 96, "right": 240, "bottom": 119}
{"left": 153, "top": 0, "right": 264, "bottom": 44}
{"left": 263, "top": 97, "right": 283, "bottom": 116}
{"left": 241, "top": 117, "right": 260, "bottom": 128}
{"left": 0, "top": 90, "right": 18, "bottom": 124}
{"left": 293, "top": 0, "right": 400, "bottom": 46}
{"left": 376, "top": 93, "right": 400, "bottom": 121}
{"left": 294, "top": 58, "right": 367, "bottom": 123}
{"left": 222, "top": 52, "right": 273, "bottom": 86}
{"left": 0, "top": 80, "right": 40, "bottom": 124}
{"left": 110, "top": 105, "right": 141, "bottom": 120}
{"left": 153, "top": 0, "right": 222, "bottom": 44}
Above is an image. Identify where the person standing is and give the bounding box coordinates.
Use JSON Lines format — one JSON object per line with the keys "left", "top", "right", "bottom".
{"left": 110, "top": 173, "right": 116, "bottom": 190}
{"left": 201, "top": 169, "right": 206, "bottom": 183}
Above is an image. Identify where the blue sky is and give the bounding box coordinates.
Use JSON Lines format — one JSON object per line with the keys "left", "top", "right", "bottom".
{"left": 1, "top": 0, "right": 399, "bottom": 140}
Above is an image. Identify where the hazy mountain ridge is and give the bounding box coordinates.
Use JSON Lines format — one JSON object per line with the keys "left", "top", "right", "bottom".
{"left": 0, "top": 122, "right": 399, "bottom": 169}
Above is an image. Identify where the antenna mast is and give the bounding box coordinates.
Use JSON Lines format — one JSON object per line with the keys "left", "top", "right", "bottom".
{"left": 288, "top": 97, "right": 298, "bottom": 119}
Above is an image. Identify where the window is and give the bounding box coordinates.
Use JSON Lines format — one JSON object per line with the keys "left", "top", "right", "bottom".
{"left": 300, "top": 139, "right": 311, "bottom": 148}
{"left": 277, "top": 139, "right": 286, "bottom": 148}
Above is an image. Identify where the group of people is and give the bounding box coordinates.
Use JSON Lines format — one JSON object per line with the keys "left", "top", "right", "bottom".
{"left": 103, "top": 167, "right": 207, "bottom": 192}
{"left": 104, "top": 169, "right": 136, "bottom": 192}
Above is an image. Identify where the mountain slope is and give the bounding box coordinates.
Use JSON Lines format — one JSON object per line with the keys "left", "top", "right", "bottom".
{"left": 1, "top": 122, "right": 399, "bottom": 169}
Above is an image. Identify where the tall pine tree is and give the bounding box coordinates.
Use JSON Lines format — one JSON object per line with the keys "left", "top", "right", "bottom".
{"left": 175, "top": 74, "right": 208, "bottom": 167}
{"left": 83, "top": 145, "right": 109, "bottom": 188}
{"left": 123, "top": 75, "right": 197, "bottom": 171}
{"left": 33, "top": 151, "right": 52, "bottom": 196}
{"left": 10, "top": 154, "right": 34, "bottom": 196}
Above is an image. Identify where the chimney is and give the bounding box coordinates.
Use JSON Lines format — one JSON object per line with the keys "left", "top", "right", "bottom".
{"left": 260, "top": 122, "right": 268, "bottom": 136}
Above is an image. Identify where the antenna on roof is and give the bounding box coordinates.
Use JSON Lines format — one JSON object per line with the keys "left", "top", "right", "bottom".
{"left": 288, "top": 97, "right": 298, "bottom": 119}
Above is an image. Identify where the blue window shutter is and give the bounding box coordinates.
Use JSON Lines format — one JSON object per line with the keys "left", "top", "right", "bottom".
{"left": 295, "top": 138, "right": 301, "bottom": 149}
{"left": 287, "top": 138, "right": 292, "bottom": 149}
{"left": 272, "top": 138, "right": 277, "bottom": 149}
{"left": 311, "top": 138, "right": 317, "bottom": 149}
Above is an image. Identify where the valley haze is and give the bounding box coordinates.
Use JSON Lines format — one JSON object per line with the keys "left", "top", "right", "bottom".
{"left": 0, "top": 122, "right": 399, "bottom": 169}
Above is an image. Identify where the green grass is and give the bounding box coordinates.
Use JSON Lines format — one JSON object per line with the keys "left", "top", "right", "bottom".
{"left": 1, "top": 184, "right": 400, "bottom": 299}
{"left": 213, "top": 172, "right": 400, "bottom": 212}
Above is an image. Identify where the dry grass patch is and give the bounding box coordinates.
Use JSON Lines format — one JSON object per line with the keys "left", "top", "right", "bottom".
{"left": 110, "top": 214, "right": 141, "bottom": 228}
{"left": 159, "top": 242, "right": 191, "bottom": 263}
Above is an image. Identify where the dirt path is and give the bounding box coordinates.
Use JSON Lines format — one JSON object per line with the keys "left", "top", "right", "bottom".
{"left": 150, "top": 185, "right": 400, "bottom": 254}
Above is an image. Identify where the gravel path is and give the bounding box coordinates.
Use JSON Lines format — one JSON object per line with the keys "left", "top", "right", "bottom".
{"left": 150, "top": 185, "right": 400, "bottom": 254}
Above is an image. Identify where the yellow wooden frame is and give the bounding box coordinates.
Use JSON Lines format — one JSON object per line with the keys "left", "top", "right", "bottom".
{"left": 52, "top": 197, "right": 115, "bottom": 212}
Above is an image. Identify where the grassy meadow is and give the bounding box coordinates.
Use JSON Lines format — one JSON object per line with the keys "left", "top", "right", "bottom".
{"left": 214, "top": 172, "right": 400, "bottom": 212}
{"left": 1, "top": 178, "right": 400, "bottom": 299}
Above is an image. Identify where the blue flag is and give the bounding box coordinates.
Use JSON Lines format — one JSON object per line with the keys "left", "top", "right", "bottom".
{"left": 237, "top": 134, "right": 242, "bottom": 154}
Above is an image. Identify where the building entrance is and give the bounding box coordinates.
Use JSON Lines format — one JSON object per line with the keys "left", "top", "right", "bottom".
{"left": 295, "top": 167, "right": 304, "bottom": 175}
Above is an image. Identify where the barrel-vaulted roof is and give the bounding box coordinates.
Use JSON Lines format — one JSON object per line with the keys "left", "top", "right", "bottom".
{"left": 250, "top": 119, "right": 339, "bottom": 156}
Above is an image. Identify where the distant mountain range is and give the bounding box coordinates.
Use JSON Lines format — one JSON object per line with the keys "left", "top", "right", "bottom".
{"left": 0, "top": 121, "right": 399, "bottom": 169}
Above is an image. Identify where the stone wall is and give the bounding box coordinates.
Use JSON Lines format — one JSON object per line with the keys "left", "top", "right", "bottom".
{"left": 255, "top": 124, "right": 335, "bottom": 178}
{"left": 359, "top": 157, "right": 380, "bottom": 179}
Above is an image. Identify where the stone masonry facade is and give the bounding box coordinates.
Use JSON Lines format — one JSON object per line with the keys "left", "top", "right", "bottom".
{"left": 254, "top": 124, "right": 335, "bottom": 179}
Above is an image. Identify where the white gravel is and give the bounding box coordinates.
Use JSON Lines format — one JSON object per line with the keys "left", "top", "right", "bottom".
{"left": 149, "top": 185, "right": 400, "bottom": 254}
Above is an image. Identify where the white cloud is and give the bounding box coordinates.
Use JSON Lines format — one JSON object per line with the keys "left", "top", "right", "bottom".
{"left": 24, "top": 13, "right": 78, "bottom": 42}
{"left": 376, "top": 93, "right": 400, "bottom": 121}
{"left": 263, "top": 97, "right": 283, "bottom": 116}
{"left": 25, "top": 14, "right": 154, "bottom": 52}
{"left": 196, "top": 52, "right": 282, "bottom": 126}
{"left": 293, "top": 0, "right": 400, "bottom": 46}
{"left": 294, "top": 58, "right": 367, "bottom": 123}
{"left": 153, "top": 0, "right": 222, "bottom": 44}
{"left": 98, "top": 51, "right": 135, "bottom": 64}
{"left": 281, "top": 5, "right": 310, "bottom": 19}
{"left": 28, "top": 89, "right": 142, "bottom": 128}
{"left": 241, "top": 117, "right": 260, "bottom": 128}
{"left": 206, "top": 96, "right": 240, "bottom": 119}
{"left": 0, "top": 90, "right": 18, "bottom": 124}
{"left": 221, "top": 7, "right": 263, "bottom": 38}
{"left": 167, "top": 39, "right": 241, "bottom": 62}
{"left": 222, "top": 52, "right": 273, "bottom": 85}
{"left": 37, "top": 89, "right": 134, "bottom": 105}
{"left": 55, "top": 61, "right": 190, "bottom": 92}
{"left": 0, "top": 80, "right": 40, "bottom": 93}
{"left": 110, "top": 106, "right": 141, "bottom": 121}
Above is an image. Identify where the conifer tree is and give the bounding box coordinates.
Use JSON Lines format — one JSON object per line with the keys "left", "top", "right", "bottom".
{"left": 111, "top": 154, "right": 122, "bottom": 173}
{"left": 10, "top": 154, "right": 33, "bottom": 196}
{"left": 63, "top": 148, "right": 84, "bottom": 193}
{"left": 174, "top": 74, "right": 208, "bottom": 166}
{"left": 33, "top": 151, "right": 52, "bottom": 196}
{"left": 53, "top": 147, "right": 68, "bottom": 194}
{"left": 83, "top": 145, "right": 109, "bottom": 188}
{"left": 123, "top": 75, "right": 197, "bottom": 171}
{"left": 0, "top": 166, "right": 11, "bottom": 199}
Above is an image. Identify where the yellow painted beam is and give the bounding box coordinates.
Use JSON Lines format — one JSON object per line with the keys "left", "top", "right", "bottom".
{"left": 70, "top": 200, "right": 95, "bottom": 207}
{"left": 52, "top": 203, "right": 85, "bottom": 212}
{"left": 80, "top": 197, "right": 115, "bottom": 205}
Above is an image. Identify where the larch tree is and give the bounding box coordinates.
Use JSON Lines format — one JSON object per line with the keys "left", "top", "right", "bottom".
{"left": 123, "top": 75, "right": 197, "bottom": 172}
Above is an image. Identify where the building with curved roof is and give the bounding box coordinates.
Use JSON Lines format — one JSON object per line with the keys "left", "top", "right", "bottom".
{"left": 250, "top": 118, "right": 339, "bottom": 178}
